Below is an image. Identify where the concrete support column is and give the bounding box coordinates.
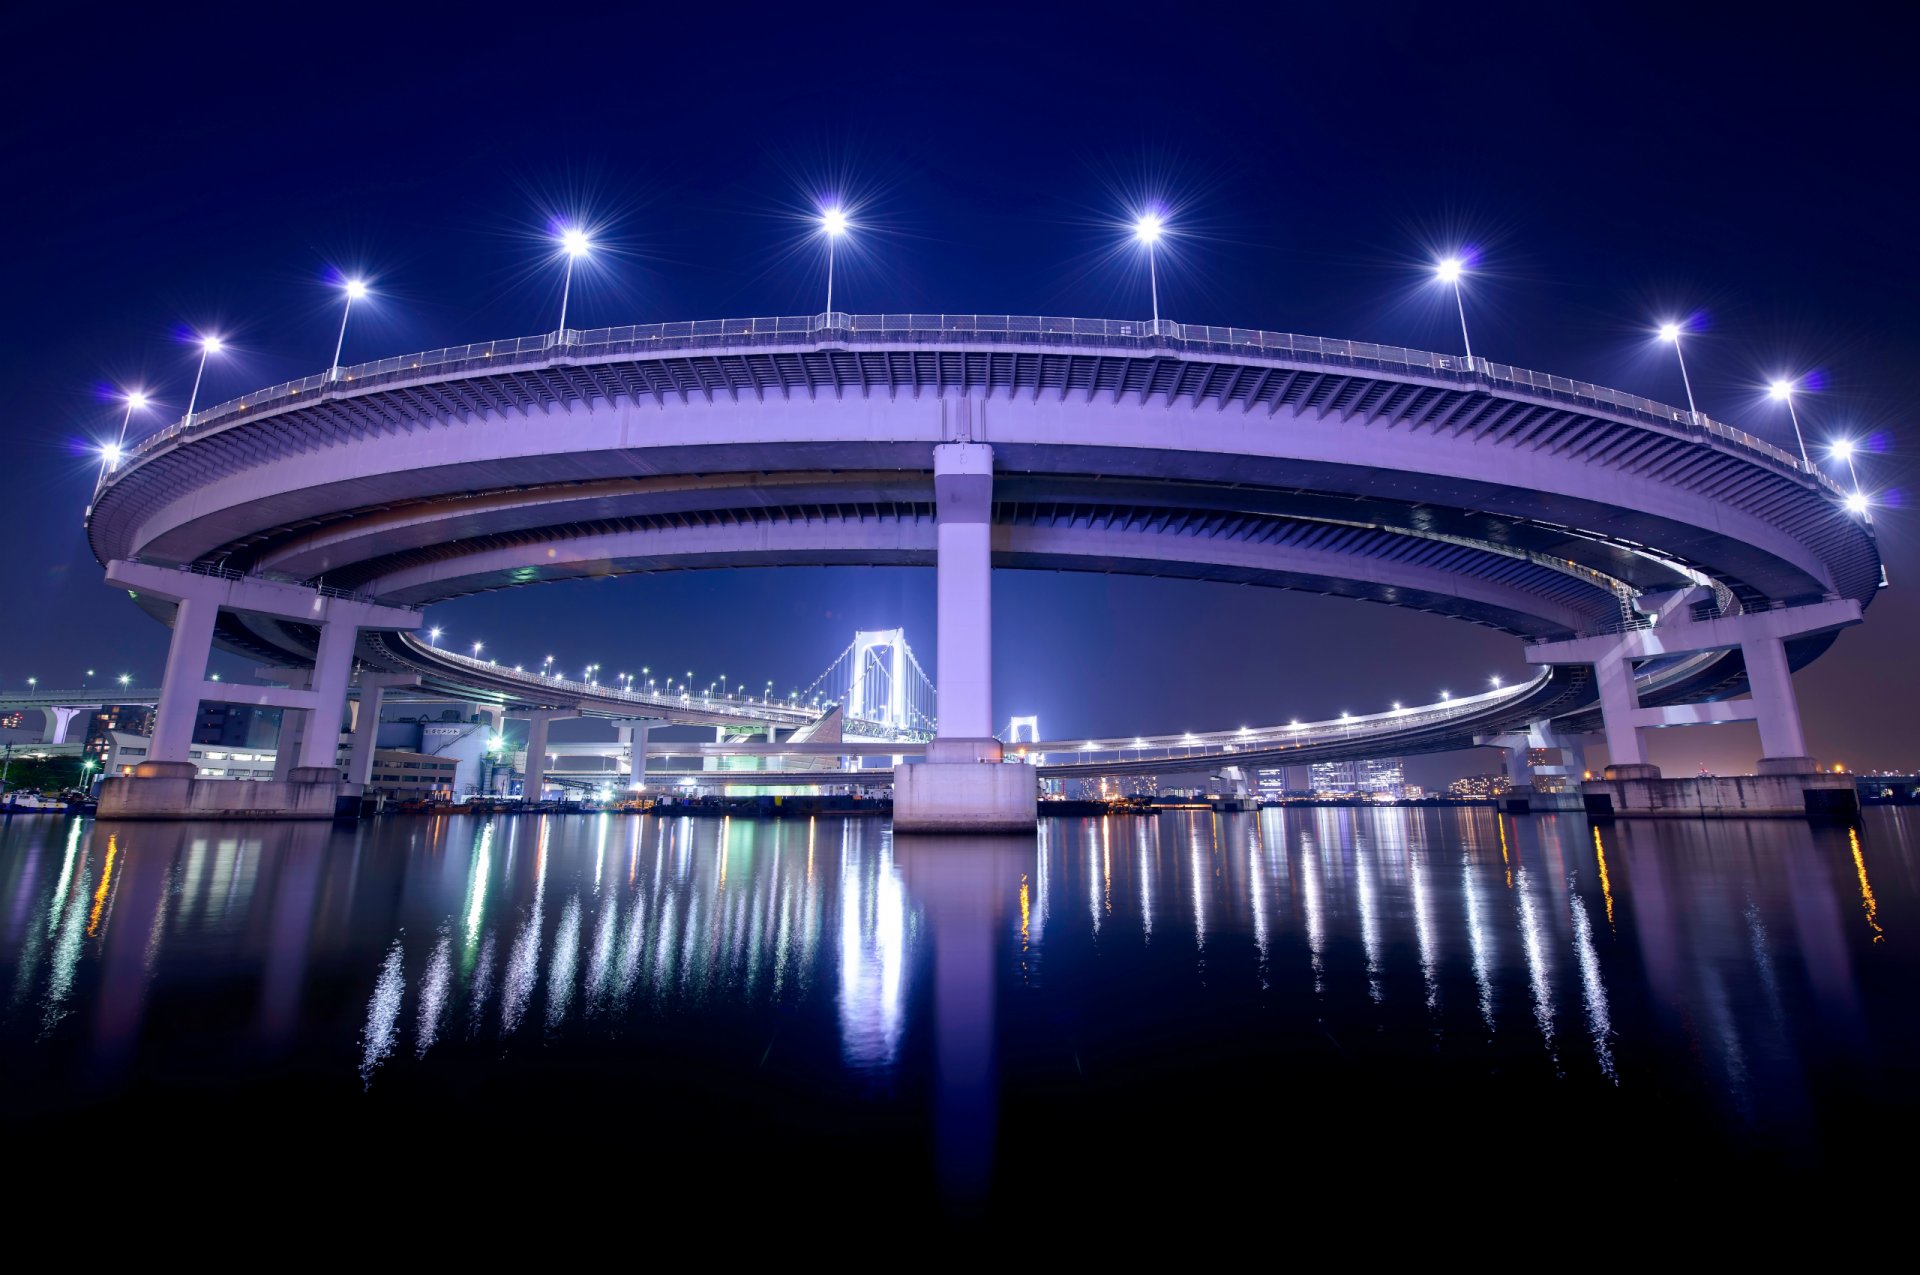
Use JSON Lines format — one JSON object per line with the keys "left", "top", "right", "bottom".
{"left": 517, "top": 710, "right": 578, "bottom": 802}
{"left": 1594, "top": 651, "right": 1645, "bottom": 769}
{"left": 610, "top": 717, "right": 662, "bottom": 791}
{"left": 274, "top": 711, "right": 308, "bottom": 781}
{"left": 44, "top": 706, "right": 85, "bottom": 745}
{"left": 1502, "top": 745, "right": 1531, "bottom": 787}
{"left": 1741, "top": 635, "right": 1809, "bottom": 762}
{"left": 150, "top": 596, "right": 221, "bottom": 764}
{"left": 933, "top": 442, "right": 994, "bottom": 744}
{"left": 299, "top": 618, "right": 358, "bottom": 772}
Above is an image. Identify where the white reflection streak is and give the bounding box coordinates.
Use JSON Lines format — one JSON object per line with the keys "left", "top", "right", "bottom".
{"left": 39, "top": 853, "right": 91, "bottom": 1037}
{"left": 1249, "top": 826, "right": 1270, "bottom": 990}
{"left": 1463, "top": 859, "right": 1495, "bottom": 1032}
{"left": 463, "top": 824, "right": 493, "bottom": 953}
{"left": 1032, "top": 822, "right": 1050, "bottom": 946}
{"left": 501, "top": 822, "right": 551, "bottom": 1035}
{"left": 1136, "top": 823, "right": 1151, "bottom": 943}
{"left": 1087, "top": 832, "right": 1102, "bottom": 937}
{"left": 467, "top": 934, "right": 495, "bottom": 1037}
{"left": 1568, "top": 892, "right": 1614, "bottom": 1083}
{"left": 837, "top": 837, "right": 906, "bottom": 1069}
{"left": 359, "top": 938, "right": 404, "bottom": 1088}
{"left": 545, "top": 894, "right": 582, "bottom": 1031}
{"left": 1300, "top": 836, "right": 1325, "bottom": 994}
{"left": 1190, "top": 821, "right": 1208, "bottom": 953}
{"left": 1514, "top": 867, "right": 1557, "bottom": 1066}
{"left": 616, "top": 894, "right": 647, "bottom": 1006}
{"left": 47, "top": 818, "right": 83, "bottom": 935}
{"left": 1410, "top": 851, "right": 1438, "bottom": 1013}
{"left": 586, "top": 889, "right": 619, "bottom": 1014}
{"left": 1354, "top": 842, "right": 1382, "bottom": 1003}
{"left": 416, "top": 929, "right": 451, "bottom": 1058}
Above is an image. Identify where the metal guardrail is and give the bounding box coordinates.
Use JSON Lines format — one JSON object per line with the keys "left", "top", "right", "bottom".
{"left": 1026, "top": 670, "right": 1550, "bottom": 765}
{"left": 409, "top": 636, "right": 825, "bottom": 724}
{"left": 141, "top": 559, "right": 388, "bottom": 608}
{"left": 98, "top": 313, "right": 1837, "bottom": 497}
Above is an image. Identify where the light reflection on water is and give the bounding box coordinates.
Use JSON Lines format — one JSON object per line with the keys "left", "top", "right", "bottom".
{"left": 2, "top": 805, "right": 1917, "bottom": 1198}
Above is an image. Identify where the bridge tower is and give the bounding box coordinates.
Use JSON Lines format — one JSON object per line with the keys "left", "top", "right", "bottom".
{"left": 893, "top": 441, "right": 1038, "bottom": 832}
{"left": 847, "top": 629, "right": 909, "bottom": 732}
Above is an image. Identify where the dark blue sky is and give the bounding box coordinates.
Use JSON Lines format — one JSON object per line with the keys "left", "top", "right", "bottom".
{"left": 4, "top": 2, "right": 1913, "bottom": 776}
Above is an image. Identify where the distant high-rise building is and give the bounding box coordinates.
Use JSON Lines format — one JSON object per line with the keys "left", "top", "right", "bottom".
{"left": 83, "top": 705, "right": 155, "bottom": 766}
{"left": 193, "top": 703, "right": 272, "bottom": 748}
{"left": 1309, "top": 757, "right": 1404, "bottom": 797}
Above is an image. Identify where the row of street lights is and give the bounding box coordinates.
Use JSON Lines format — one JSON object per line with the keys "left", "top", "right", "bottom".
{"left": 93, "top": 209, "right": 1877, "bottom": 519}
{"left": 424, "top": 627, "right": 804, "bottom": 708}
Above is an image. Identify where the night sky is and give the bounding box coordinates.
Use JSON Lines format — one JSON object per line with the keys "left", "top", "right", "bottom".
{"left": 3, "top": 3, "right": 1913, "bottom": 779}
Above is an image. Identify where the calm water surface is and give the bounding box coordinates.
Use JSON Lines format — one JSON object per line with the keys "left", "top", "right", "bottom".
{"left": 4, "top": 807, "right": 1916, "bottom": 1225}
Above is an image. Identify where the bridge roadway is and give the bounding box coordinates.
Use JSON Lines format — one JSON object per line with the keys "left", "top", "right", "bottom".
{"left": 85, "top": 313, "right": 1883, "bottom": 818}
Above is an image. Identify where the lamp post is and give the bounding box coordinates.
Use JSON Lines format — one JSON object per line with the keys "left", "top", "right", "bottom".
{"left": 820, "top": 207, "right": 849, "bottom": 317}
{"left": 1435, "top": 257, "right": 1473, "bottom": 368}
{"left": 1768, "top": 378, "right": 1812, "bottom": 471}
{"left": 1133, "top": 213, "right": 1165, "bottom": 328}
{"left": 99, "top": 389, "right": 149, "bottom": 482}
{"left": 181, "top": 335, "right": 223, "bottom": 428}
{"left": 556, "top": 228, "right": 590, "bottom": 341}
{"left": 330, "top": 279, "right": 368, "bottom": 381}
{"left": 428, "top": 627, "right": 442, "bottom": 647}
{"left": 1657, "top": 321, "right": 1699, "bottom": 421}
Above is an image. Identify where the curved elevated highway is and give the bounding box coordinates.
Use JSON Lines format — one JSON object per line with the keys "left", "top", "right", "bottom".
{"left": 86, "top": 313, "right": 1881, "bottom": 810}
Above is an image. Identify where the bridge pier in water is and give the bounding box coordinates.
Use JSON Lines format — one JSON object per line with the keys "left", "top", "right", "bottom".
{"left": 94, "top": 560, "right": 420, "bottom": 819}
{"left": 1528, "top": 591, "right": 1863, "bottom": 817}
{"left": 894, "top": 442, "right": 1038, "bottom": 833}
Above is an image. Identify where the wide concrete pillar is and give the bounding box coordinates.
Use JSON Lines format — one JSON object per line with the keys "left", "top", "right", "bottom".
{"left": 150, "top": 596, "right": 221, "bottom": 764}
{"left": 895, "top": 442, "right": 1036, "bottom": 832}
{"left": 1742, "top": 635, "right": 1811, "bottom": 765}
{"left": 517, "top": 710, "right": 578, "bottom": 802}
{"left": 345, "top": 676, "right": 416, "bottom": 787}
{"left": 933, "top": 442, "right": 995, "bottom": 743}
{"left": 1594, "top": 651, "right": 1648, "bottom": 772}
{"left": 273, "top": 710, "right": 308, "bottom": 781}
{"left": 299, "top": 618, "right": 358, "bottom": 772}
{"left": 43, "top": 706, "right": 85, "bottom": 745}
{"left": 610, "top": 716, "right": 662, "bottom": 790}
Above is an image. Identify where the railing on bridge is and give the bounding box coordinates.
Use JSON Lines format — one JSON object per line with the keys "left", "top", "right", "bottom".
{"left": 1026, "top": 670, "right": 1553, "bottom": 771}
{"left": 100, "top": 313, "right": 1833, "bottom": 496}
{"left": 406, "top": 636, "right": 824, "bottom": 724}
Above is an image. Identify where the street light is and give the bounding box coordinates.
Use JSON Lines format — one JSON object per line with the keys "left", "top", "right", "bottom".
{"left": 556, "top": 227, "right": 591, "bottom": 339}
{"left": 818, "top": 206, "right": 851, "bottom": 317}
{"left": 181, "top": 335, "right": 223, "bottom": 428}
{"left": 1133, "top": 212, "right": 1165, "bottom": 328}
{"left": 428, "top": 626, "right": 442, "bottom": 646}
{"left": 471, "top": 641, "right": 483, "bottom": 658}
{"left": 1844, "top": 491, "right": 1871, "bottom": 516}
{"left": 330, "top": 278, "right": 369, "bottom": 381}
{"left": 1435, "top": 257, "right": 1473, "bottom": 367}
{"left": 1768, "top": 378, "right": 1812, "bottom": 471}
{"left": 1829, "top": 438, "right": 1862, "bottom": 491}
{"left": 1490, "top": 674, "right": 1503, "bottom": 688}
{"left": 1657, "top": 321, "right": 1700, "bottom": 421}
{"left": 118, "top": 673, "right": 130, "bottom": 687}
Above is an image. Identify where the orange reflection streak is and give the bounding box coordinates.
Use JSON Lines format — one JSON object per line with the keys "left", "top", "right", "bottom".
{"left": 1498, "top": 815, "right": 1512, "bottom": 890}
{"left": 1593, "top": 827, "right": 1616, "bottom": 930}
{"left": 1019, "top": 874, "right": 1031, "bottom": 951}
{"left": 1850, "top": 827, "right": 1884, "bottom": 943}
{"left": 87, "top": 834, "right": 119, "bottom": 937}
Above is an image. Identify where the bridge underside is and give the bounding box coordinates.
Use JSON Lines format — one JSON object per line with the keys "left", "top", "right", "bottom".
{"left": 87, "top": 321, "right": 1881, "bottom": 823}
